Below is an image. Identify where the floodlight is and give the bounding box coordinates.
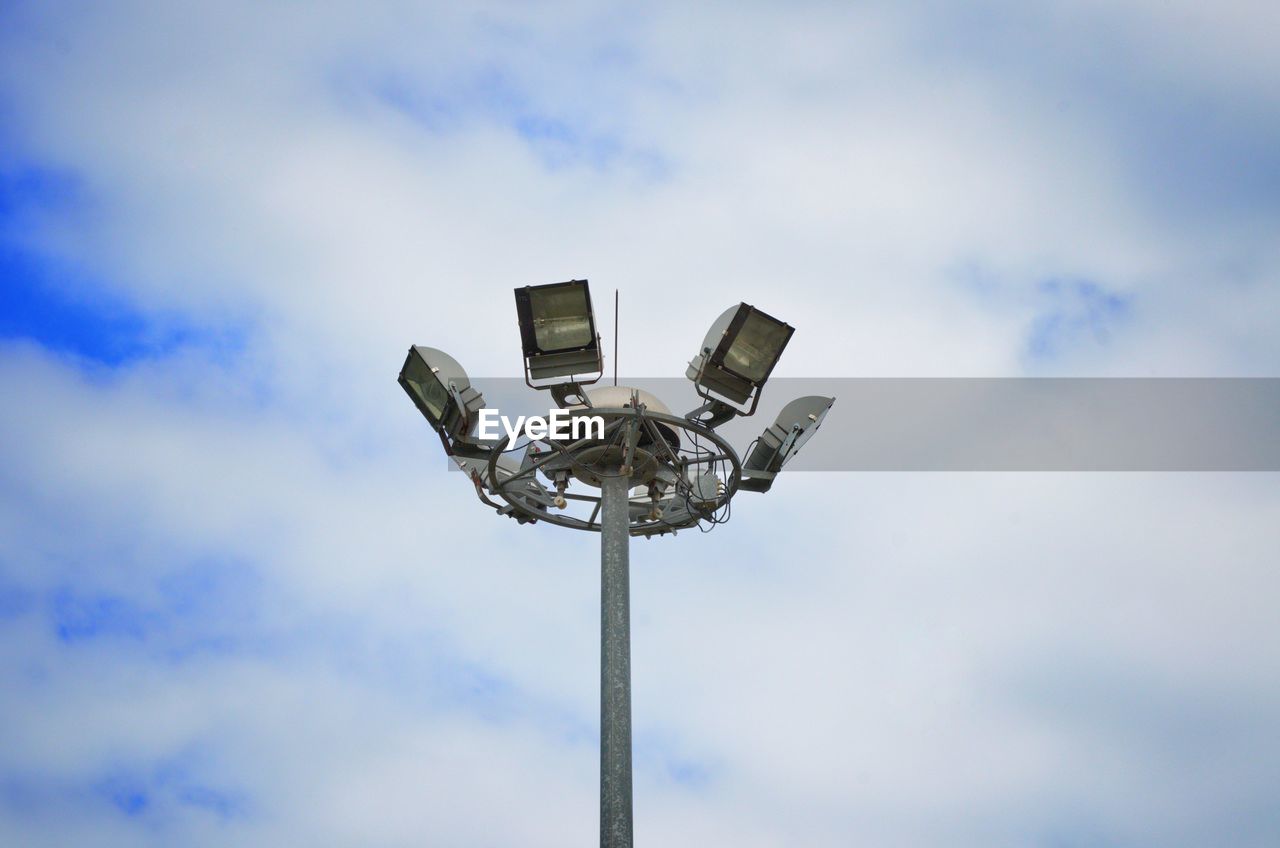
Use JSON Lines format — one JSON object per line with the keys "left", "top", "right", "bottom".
{"left": 687, "top": 303, "right": 793, "bottom": 412}
{"left": 740, "top": 395, "right": 834, "bottom": 492}
{"left": 515, "top": 279, "right": 603, "bottom": 385}
{"left": 398, "top": 345, "right": 486, "bottom": 444}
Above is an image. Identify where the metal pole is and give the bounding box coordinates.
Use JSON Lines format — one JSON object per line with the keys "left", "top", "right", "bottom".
{"left": 599, "top": 471, "right": 633, "bottom": 848}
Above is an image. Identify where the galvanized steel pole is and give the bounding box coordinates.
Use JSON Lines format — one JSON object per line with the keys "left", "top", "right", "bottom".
{"left": 599, "top": 471, "right": 633, "bottom": 848}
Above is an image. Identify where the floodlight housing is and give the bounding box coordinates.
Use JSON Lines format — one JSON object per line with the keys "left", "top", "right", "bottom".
{"left": 398, "top": 345, "right": 486, "bottom": 444}
{"left": 740, "top": 395, "right": 834, "bottom": 492}
{"left": 515, "top": 279, "right": 603, "bottom": 385}
{"left": 687, "top": 303, "right": 793, "bottom": 411}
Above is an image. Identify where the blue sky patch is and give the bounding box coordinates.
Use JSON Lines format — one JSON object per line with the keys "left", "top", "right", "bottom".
{"left": 634, "top": 727, "right": 718, "bottom": 791}
{"left": 92, "top": 758, "right": 249, "bottom": 823}
{"left": 0, "top": 167, "right": 248, "bottom": 367}
{"left": 174, "top": 783, "right": 244, "bottom": 820}
{"left": 0, "top": 247, "right": 246, "bottom": 367}
{"left": 45, "top": 559, "right": 266, "bottom": 656}
{"left": 51, "top": 589, "right": 157, "bottom": 643}
{"left": 1026, "top": 278, "right": 1132, "bottom": 361}
{"left": 98, "top": 776, "right": 150, "bottom": 818}
{"left": 349, "top": 63, "right": 667, "bottom": 175}
{"left": 665, "top": 759, "right": 712, "bottom": 789}
{"left": 0, "top": 581, "right": 35, "bottom": 621}
{"left": 0, "top": 166, "right": 84, "bottom": 218}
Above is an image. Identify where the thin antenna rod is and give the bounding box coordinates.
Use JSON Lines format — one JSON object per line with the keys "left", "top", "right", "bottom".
{"left": 613, "top": 288, "right": 619, "bottom": 387}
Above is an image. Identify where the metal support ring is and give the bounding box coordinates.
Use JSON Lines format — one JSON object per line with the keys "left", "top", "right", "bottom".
{"left": 483, "top": 407, "right": 742, "bottom": 536}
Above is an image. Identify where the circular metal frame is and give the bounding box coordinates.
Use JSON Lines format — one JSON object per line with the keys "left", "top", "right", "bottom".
{"left": 484, "top": 407, "right": 742, "bottom": 537}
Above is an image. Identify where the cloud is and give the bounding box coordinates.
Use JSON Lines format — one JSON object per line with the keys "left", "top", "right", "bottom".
{"left": 1, "top": 1, "right": 1278, "bottom": 845}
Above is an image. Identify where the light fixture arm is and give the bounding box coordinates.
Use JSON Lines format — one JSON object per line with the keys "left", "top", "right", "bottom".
{"left": 776, "top": 423, "right": 804, "bottom": 463}
{"left": 550, "top": 380, "right": 596, "bottom": 409}
{"left": 685, "top": 398, "right": 739, "bottom": 430}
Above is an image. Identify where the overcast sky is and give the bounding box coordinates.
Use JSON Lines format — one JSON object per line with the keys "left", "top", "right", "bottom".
{"left": 2, "top": 2, "right": 1278, "bottom": 846}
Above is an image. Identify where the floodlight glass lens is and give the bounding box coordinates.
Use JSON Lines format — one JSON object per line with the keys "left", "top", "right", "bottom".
{"left": 411, "top": 376, "right": 450, "bottom": 423}
{"left": 402, "top": 355, "right": 451, "bottom": 423}
{"left": 724, "top": 311, "right": 790, "bottom": 382}
{"left": 531, "top": 286, "right": 592, "bottom": 351}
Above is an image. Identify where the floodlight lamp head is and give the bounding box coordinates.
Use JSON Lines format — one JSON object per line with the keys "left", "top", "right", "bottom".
{"left": 687, "top": 302, "right": 794, "bottom": 415}
{"left": 740, "top": 395, "right": 834, "bottom": 492}
{"left": 514, "top": 279, "right": 603, "bottom": 388}
{"left": 398, "top": 345, "right": 486, "bottom": 445}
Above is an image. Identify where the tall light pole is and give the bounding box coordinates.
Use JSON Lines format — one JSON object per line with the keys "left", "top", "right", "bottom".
{"left": 399, "top": 280, "right": 833, "bottom": 846}
{"left": 599, "top": 469, "right": 632, "bottom": 847}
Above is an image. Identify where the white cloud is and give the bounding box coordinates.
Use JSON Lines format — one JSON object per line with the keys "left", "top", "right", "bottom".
{"left": 1, "top": 1, "right": 1278, "bottom": 845}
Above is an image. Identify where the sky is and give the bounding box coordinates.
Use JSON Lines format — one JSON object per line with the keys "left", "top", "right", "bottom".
{"left": 1, "top": 1, "right": 1278, "bottom": 845}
